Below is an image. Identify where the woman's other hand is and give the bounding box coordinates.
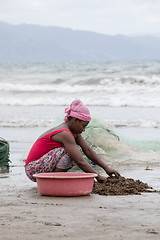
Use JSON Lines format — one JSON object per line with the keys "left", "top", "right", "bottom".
{"left": 105, "top": 167, "right": 120, "bottom": 178}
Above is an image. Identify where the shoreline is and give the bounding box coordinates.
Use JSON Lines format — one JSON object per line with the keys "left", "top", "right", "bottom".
{"left": 1, "top": 125, "right": 160, "bottom": 170}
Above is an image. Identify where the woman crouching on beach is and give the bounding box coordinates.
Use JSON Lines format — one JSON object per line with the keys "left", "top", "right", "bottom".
{"left": 25, "top": 99, "right": 120, "bottom": 182}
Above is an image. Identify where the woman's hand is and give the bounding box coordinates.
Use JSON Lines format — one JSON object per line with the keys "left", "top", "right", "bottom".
{"left": 96, "top": 174, "right": 107, "bottom": 183}
{"left": 96, "top": 168, "right": 120, "bottom": 183}
{"left": 105, "top": 167, "right": 120, "bottom": 178}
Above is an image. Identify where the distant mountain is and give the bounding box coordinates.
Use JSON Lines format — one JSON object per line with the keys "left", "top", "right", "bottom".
{"left": 0, "top": 21, "right": 160, "bottom": 62}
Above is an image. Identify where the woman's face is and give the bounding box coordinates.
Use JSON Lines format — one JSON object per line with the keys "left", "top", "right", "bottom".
{"left": 69, "top": 119, "right": 89, "bottom": 134}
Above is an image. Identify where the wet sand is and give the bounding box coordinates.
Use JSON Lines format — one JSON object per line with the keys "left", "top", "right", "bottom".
{"left": 0, "top": 165, "right": 160, "bottom": 240}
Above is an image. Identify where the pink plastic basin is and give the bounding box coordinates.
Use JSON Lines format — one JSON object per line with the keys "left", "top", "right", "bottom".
{"left": 33, "top": 172, "right": 98, "bottom": 197}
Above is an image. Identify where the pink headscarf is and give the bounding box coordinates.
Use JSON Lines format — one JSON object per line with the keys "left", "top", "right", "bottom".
{"left": 64, "top": 100, "right": 91, "bottom": 122}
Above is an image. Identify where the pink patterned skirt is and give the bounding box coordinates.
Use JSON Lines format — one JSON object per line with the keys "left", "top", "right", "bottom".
{"left": 25, "top": 147, "right": 75, "bottom": 182}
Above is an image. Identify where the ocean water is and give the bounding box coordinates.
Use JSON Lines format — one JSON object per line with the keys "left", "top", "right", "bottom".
{"left": 0, "top": 61, "right": 160, "bottom": 108}
{"left": 0, "top": 61, "right": 160, "bottom": 169}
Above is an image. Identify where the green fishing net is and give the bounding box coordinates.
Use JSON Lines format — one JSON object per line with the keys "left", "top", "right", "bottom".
{"left": 82, "top": 118, "right": 135, "bottom": 164}
{"left": 57, "top": 116, "right": 160, "bottom": 166}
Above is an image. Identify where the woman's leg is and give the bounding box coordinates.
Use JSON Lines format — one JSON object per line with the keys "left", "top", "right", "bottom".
{"left": 25, "top": 147, "right": 75, "bottom": 181}
{"left": 54, "top": 167, "right": 68, "bottom": 172}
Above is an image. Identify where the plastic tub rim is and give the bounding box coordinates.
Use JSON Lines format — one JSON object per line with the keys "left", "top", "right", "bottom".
{"left": 33, "top": 172, "right": 98, "bottom": 179}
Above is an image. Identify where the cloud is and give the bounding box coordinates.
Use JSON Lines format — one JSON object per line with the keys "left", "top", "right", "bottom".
{"left": 0, "top": 0, "right": 160, "bottom": 35}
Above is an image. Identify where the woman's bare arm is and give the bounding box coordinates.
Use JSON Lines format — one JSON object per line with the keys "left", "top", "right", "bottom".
{"left": 51, "top": 131, "right": 99, "bottom": 175}
{"left": 76, "top": 134, "right": 120, "bottom": 177}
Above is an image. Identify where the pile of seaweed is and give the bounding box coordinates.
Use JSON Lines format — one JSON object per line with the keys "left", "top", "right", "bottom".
{"left": 92, "top": 176, "right": 158, "bottom": 196}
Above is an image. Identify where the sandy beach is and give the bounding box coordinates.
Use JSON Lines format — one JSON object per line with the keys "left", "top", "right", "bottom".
{"left": 0, "top": 162, "right": 160, "bottom": 240}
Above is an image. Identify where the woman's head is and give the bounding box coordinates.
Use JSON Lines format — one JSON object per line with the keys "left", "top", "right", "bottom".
{"left": 64, "top": 100, "right": 91, "bottom": 122}
{"left": 67, "top": 117, "right": 89, "bottom": 134}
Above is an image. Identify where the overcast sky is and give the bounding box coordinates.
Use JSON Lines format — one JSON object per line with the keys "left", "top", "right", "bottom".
{"left": 0, "top": 0, "right": 160, "bottom": 36}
